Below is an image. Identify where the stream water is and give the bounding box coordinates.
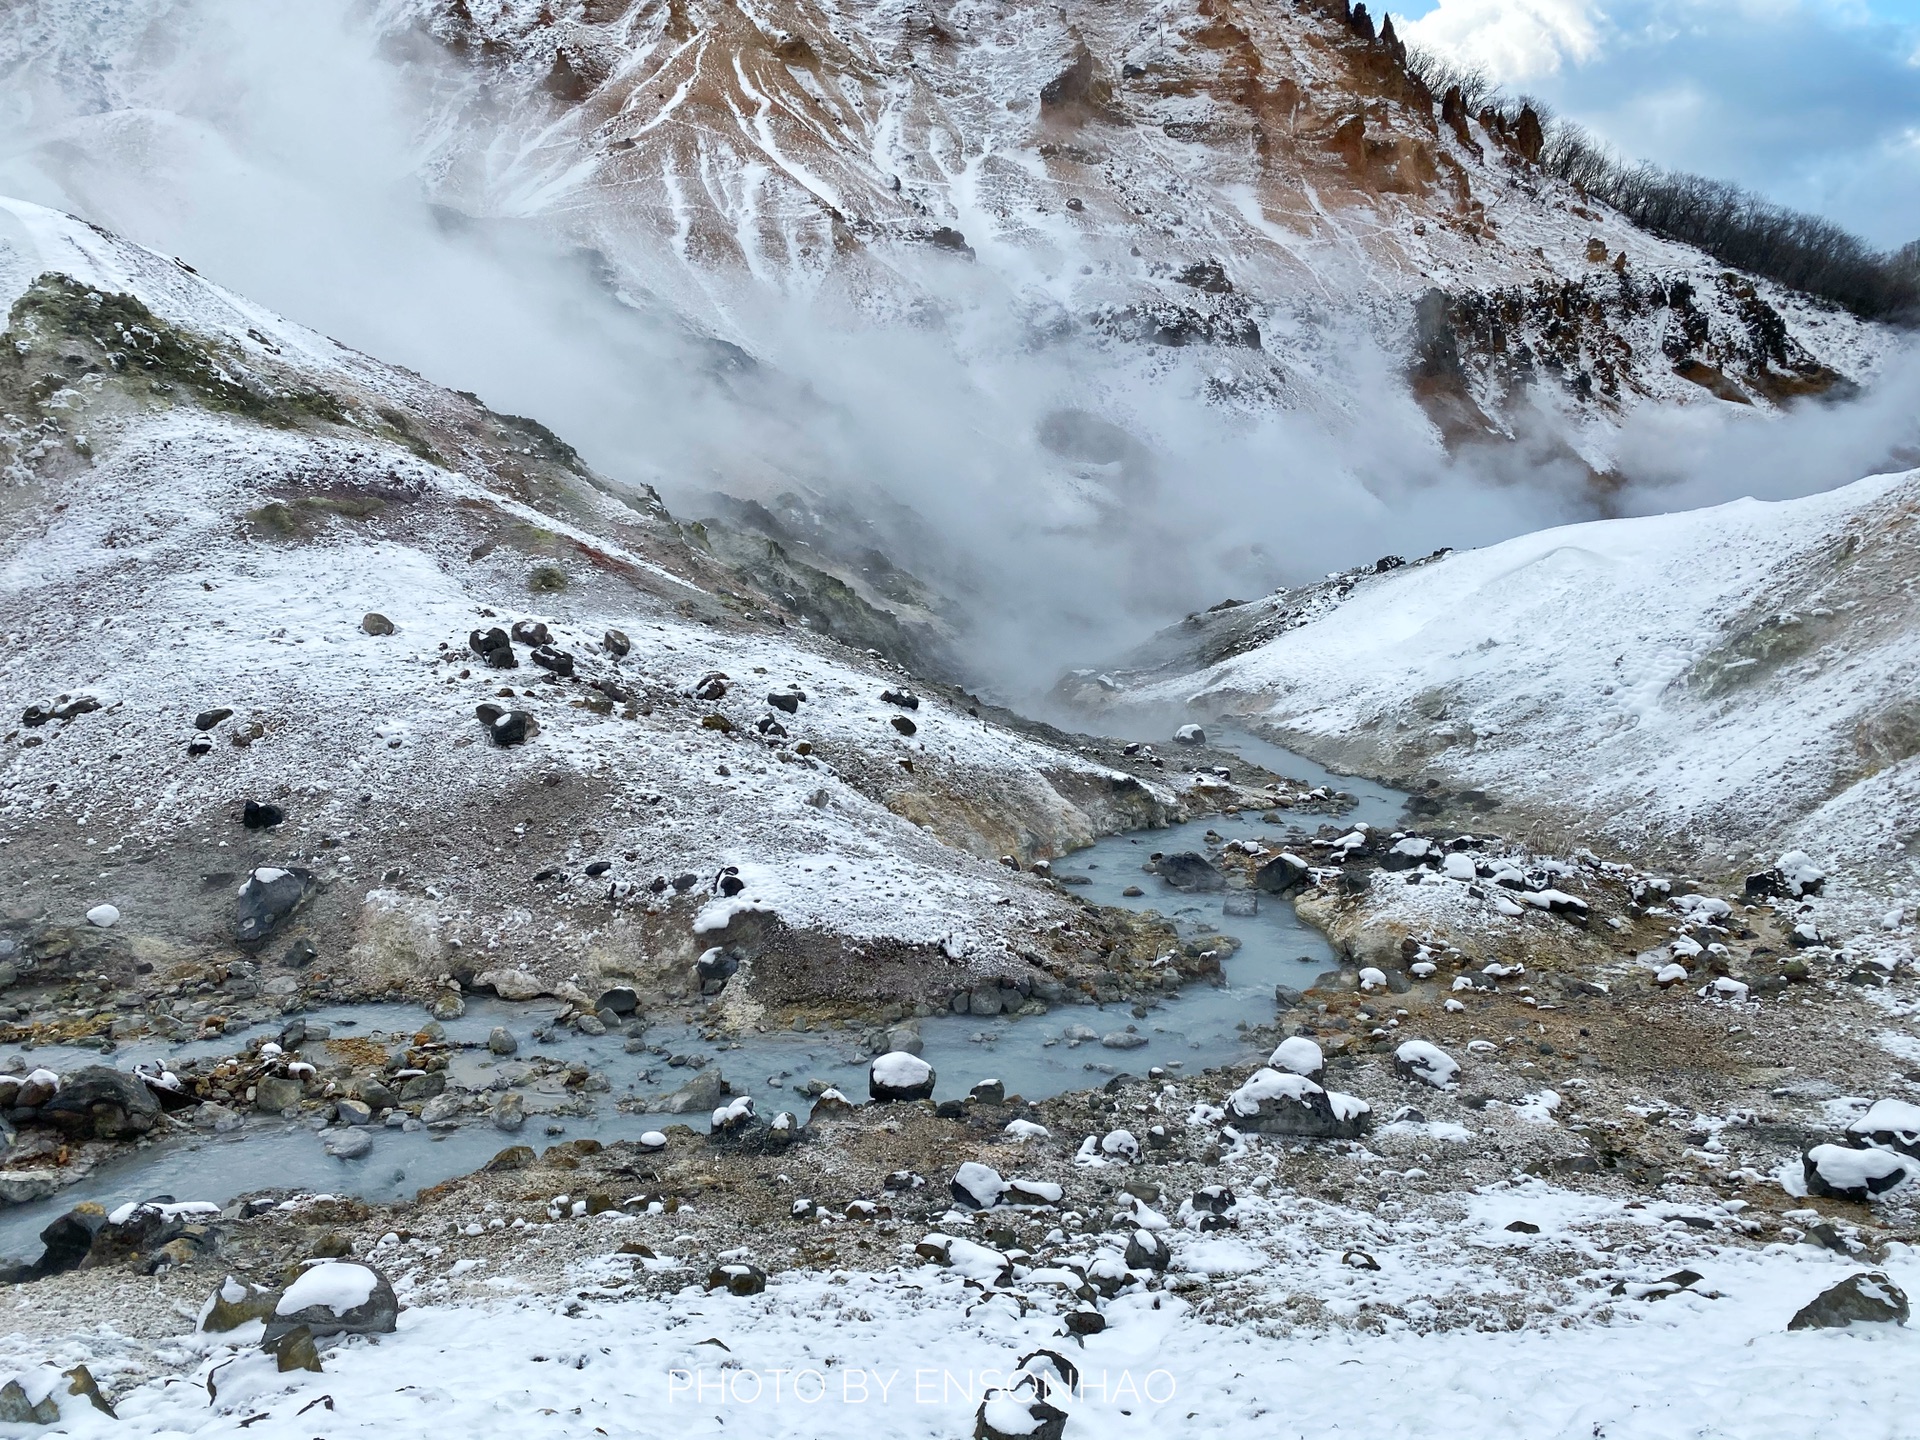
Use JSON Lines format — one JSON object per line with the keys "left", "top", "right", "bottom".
{"left": 0, "top": 734, "right": 1407, "bottom": 1257}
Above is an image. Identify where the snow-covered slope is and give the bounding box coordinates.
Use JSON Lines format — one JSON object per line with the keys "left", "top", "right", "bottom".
{"left": 0, "top": 196, "right": 1177, "bottom": 1010}
{"left": 1076, "top": 471, "right": 1920, "bottom": 924}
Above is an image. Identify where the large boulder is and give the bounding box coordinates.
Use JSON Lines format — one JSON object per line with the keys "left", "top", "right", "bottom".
{"left": 1803, "top": 1144, "right": 1912, "bottom": 1202}
{"left": 1788, "top": 1271, "right": 1909, "bottom": 1330}
{"left": 869, "top": 1052, "right": 935, "bottom": 1103}
{"left": 1269, "top": 1037, "right": 1325, "bottom": 1080}
{"left": 647, "top": 1070, "right": 728, "bottom": 1114}
{"left": 1254, "top": 852, "right": 1310, "bottom": 893}
{"left": 1224, "top": 1068, "right": 1371, "bottom": 1139}
{"left": 1156, "top": 852, "right": 1224, "bottom": 891}
{"left": 234, "top": 868, "right": 314, "bottom": 947}
{"left": 951, "top": 1162, "right": 1005, "bottom": 1210}
{"left": 38, "top": 1067, "right": 162, "bottom": 1140}
{"left": 975, "top": 1383, "right": 1067, "bottom": 1440}
{"left": 1846, "top": 1099, "right": 1920, "bottom": 1159}
{"left": 263, "top": 1262, "right": 397, "bottom": 1342}
{"left": 1392, "top": 1041, "right": 1460, "bottom": 1090}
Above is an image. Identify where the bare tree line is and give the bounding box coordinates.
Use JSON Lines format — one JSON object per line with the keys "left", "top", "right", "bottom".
{"left": 1404, "top": 47, "right": 1919, "bottom": 321}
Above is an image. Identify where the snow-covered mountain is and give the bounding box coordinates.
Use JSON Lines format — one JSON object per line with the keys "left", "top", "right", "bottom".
{"left": 1066, "top": 470, "right": 1920, "bottom": 929}
{"left": 0, "top": 195, "right": 1190, "bottom": 1012}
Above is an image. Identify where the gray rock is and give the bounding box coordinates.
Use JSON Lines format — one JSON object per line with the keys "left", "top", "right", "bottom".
{"left": 400, "top": 1071, "right": 446, "bottom": 1102}
{"left": 648, "top": 1070, "right": 728, "bottom": 1114}
{"left": 885, "top": 1026, "right": 924, "bottom": 1056}
{"left": 0, "top": 1379, "right": 59, "bottom": 1425}
{"left": 574, "top": 1013, "right": 607, "bottom": 1037}
{"left": 322, "top": 1128, "right": 372, "bottom": 1159}
{"left": 1788, "top": 1271, "right": 1909, "bottom": 1330}
{"left": 968, "top": 990, "right": 1004, "bottom": 1017}
{"left": 1254, "top": 853, "right": 1310, "bottom": 893}
{"left": 429, "top": 992, "right": 465, "bottom": 1021}
{"left": 1101, "top": 1030, "right": 1148, "bottom": 1050}
{"left": 361, "top": 612, "right": 395, "bottom": 636}
{"left": 975, "top": 1388, "right": 1066, "bottom": 1440}
{"left": 39, "top": 1067, "right": 163, "bottom": 1140}
{"left": 419, "top": 1093, "right": 464, "bottom": 1127}
{"left": 492, "top": 1091, "right": 526, "bottom": 1132}
{"left": 356, "top": 1079, "right": 397, "bottom": 1112}
{"left": 1156, "top": 852, "right": 1224, "bottom": 891}
{"left": 0, "top": 1171, "right": 61, "bottom": 1205}
{"left": 488, "top": 1027, "right": 519, "bottom": 1056}
{"left": 335, "top": 1099, "right": 373, "bottom": 1126}
{"left": 255, "top": 1074, "right": 304, "bottom": 1113}
{"left": 596, "top": 987, "right": 639, "bottom": 1016}
{"left": 234, "top": 867, "right": 314, "bottom": 947}
{"left": 705, "top": 1262, "right": 767, "bottom": 1296}
{"left": 1124, "top": 1228, "right": 1170, "bottom": 1271}
{"left": 263, "top": 1262, "right": 399, "bottom": 1342}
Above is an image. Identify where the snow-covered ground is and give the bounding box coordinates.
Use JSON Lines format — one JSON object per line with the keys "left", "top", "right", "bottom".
{"left": 10, "top": 1184, "right": 1915, "bottom": 1438}
{"left": 1108, "top": 470, "right": 1920, "bottom": 942}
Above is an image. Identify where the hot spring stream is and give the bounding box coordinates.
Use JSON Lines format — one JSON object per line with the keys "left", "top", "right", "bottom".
{"left": 0, "top": 736, "right": 1407, "bottom": 1256}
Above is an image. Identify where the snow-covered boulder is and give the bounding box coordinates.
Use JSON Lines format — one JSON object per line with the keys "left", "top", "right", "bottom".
{"left": 951, "top": 1162, "right": 1006, "bottom": 1209}
{"left": 263, "top": 1262, "right": 397, "bottom": 1342}
{"left": 1254, "top": 852, "right": 1311, "bottom": 893}
{"left": 1847, "top": 1099, "right": 1920, "bottom": 1159}
{"left": 1393, "top": 1041, "right": 1460, "bottom": 1090}
{"left": 1099, "top": 1129, "right": 1140, "bottom": 1161}
{"left": 1124, "top": 1228, "right": 1170, "bottom": 1271}
{"left": 1224, "top": 1068, "right": 1371, "bottom": 1139}
{"left": 705, "top": 1262, "right": 767, "bottom": 1296}
{"left": 1269, "top": 1037, "right": 1325, "bottom": 1080}
{"left": 1787, "top": 1271, "right": 1909, "bottom": 1330}
{"left": 1803, "top": 1144, "right": 1913, "bottom": 1202}
{"left": 1173, "top": 724, "right": 1206, "bottom": 745}
{"left": 869, "top": 1051, "right": 935, "bottom": 1103}
{"left": 975, "top": 1380, "right": 1067, "bottom": 1440}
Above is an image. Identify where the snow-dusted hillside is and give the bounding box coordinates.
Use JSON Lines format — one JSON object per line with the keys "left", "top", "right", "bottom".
{"left": 2, "top": 0, "right": 1897, "bottom": 445}
{"left": 1074, "top": 471, "right": 1920, "bottom": 928}
{"left": 0, "top": 196, "right": 1182, "bottom": 1010}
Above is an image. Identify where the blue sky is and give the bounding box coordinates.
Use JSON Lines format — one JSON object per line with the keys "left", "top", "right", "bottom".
{"left": 1399, "top": 0, "right": 1920, "bottom": 249}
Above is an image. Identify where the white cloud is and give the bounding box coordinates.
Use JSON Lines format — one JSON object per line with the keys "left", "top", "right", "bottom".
{"left": 1405, "top": 0, "right": 1610, "bottom": 82}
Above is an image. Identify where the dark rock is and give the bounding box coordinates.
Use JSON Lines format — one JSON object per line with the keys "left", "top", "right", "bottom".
{"left": 235, "top": 867, "right": 313, "bottom": 947}
{"left": 485, "top": 643, "right": 519, "bottom": 670}
{"left": 584, "top": 860, "right": 613, "bottom": 877}
{"left": 469, "top": 626, "right": 510, "bottom": 658}
{"left": 399, "top": 1072, "right": 446, "bottom": 1102}
{"left": 29, "top": 1204, "right": 107, "bottom": 1279}
{"left": 976, "top": 1388, "right": 1067, "bottom": 1440}
{"left": 1254, "top": 853, "right": 1310, "bottom": 893}
{"left": 39, "top": 1067, "right": 162, "bottom": 1140}
{"left": 242, "top": 800, "right": 285, "bottom": 829}
{"left": 284, "top": 937, "right": 318, "bottom": 968}
{"left": 510, "top": 620, "right": 550, "bottom": 647}
{"left": 20, "top": 705, "right": 51, "bottom": 728}
{"left": 1063, "top": 1307, "right": 1106, "bottom": 1336}
{"left": 1124, "top": 1229, "right": 1170, "bottom": 1270}
{"left": 262, "top": 1261, "right": 398, "bottom": 1342}
{"left": 694, "top": 672, "right": 730, "bottom": 701}
{"left": 194, "top": 707, "right": 233, "bottom": 731}
{"left": 705, "top": 1262, "right": 767, "bottom": 1296}
{"left": 870, "top": 1051, "right": 936, "bottom": 1103}
{"left": 270, "top": 1326, "right": 324, "bottom": 1373}
{"left": 530, "top": 645, "right": 574, "bottom": 677}
{"left": 489, "top": 710, "right": 532, "bottom": 746}
{"left": 1224, "top": 1070, "right": 1372, "bottom": 1139}
{"left": 970, "top": 1079, "right": 1006, "bottom": 1106}
{"left": 890, "top": 715, "right": 918, "bottom": 736}
{"left": 52, "top": 697, "right": 101, "bottom": 721}
{"left": 1787, "top": 1271, "right": 1909, "bottom": 1330}
{"left": 767, "top": 689, "right": 804, "bottom": 713}
{"left": 603, "top": 629, "right": 631, "bottom": 656}
{"left": 881, "top": 688, "right": 920, "bottom": 710}
{"left": 360, "top": 612, "right": 395, "bottom": 636}
{"left": 485, "top": 1144, "right": 536, "bottom": 1172}
{"left": 1156, "top": 852, "right": 1224, "bottom": 891}
{"left": 596, "top": 986, "right": 638, "bottom": 1016}
{"left": 0, "top": 1379, "right": 59, "bottom": 1424}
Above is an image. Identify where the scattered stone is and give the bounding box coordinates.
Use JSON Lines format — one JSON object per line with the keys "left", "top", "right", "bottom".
{"left": 488, "top": 1027, "right": 519, "bottom": 1056}
{"left": 694, "top": 672, "right": 730, "bottom": 701}
{"left": 419, "top": 1093, "right": 464, "bottom": 1127}
{"left": 603, "top": 628, "right": 631, "bottom": 656}
{"left": 1847, "top": 1099, "right": 1920, "bottom": 1159}
{"left": 881, "top": 688, "right": 919, "bottom": 710}
{"left": 1270, "top": 1037, "right": 1325, "bottom": 1080}
{"left": 1173, "top": 724, "right": 1205, "bottom": 745}
{"left": 1393, "top": 1040, "right": 1460, "bottom": 1089}
{"left": 705, "top": 1262, "right": 767, "bottom": 1296}
{"left": 975, "top": 1386, "right": 1067, "bottom": 1440}
{"left": 235, "top": 867, "right": 313, "bottom": 947}
{"left": 1254, "top": 853, "right": 1310, "bottom": 893}
{"left": 84, "top": 904, "right": 119, "bottom": 928}
{"left": 360, "top": 612, "right": 395, "bottom": 636}
{"left": 952, "top": 1162, "right": 1006, "bottom": 1209}
{"left": 264, "top": 1261, "right": 398, "bottom": 1342}
{"left": 475, "top": 968, "right": 545, "bottom": 1001}
{"left": 492, "top": 1092, "right": 526, "bottom": 1132}
{"left": 531, "top": 644, "right": 574, "bottom": 677}
{"left": 1124, "top": 1228, "right": 1170, "bottom": 1271}
{"left": 335, "top": 1099, "right": 373, "bottom": 1126}
{"left": 767, "top": 689, "right": 804, "bottom": 713}
{"left": 1101, "top": 1030, "right": 1147, "bottom": 1050}
{"left": 970, "top": 1079, "right": 1005, "bottom": 1105}
{"left": 322, "top": 1128, "right": 372, "bottom": 1160}
{"left": 41, "top": 1066, "right": 162, "bottom": 1140}
{"left": 0, "top": 1379, "right": 59, "bottom": 1424}
{"left": 0, "top": 1172, "right": 61, "bottom": 1205}
{"left": 1224, "top": 1067, "right": 1372, "bottom": 1139}
{"left": 62, "top": 1366, "right": 114, "bottom": 1418}
{"left": 202, "top": 1276, "right": 281, "bottom": 1333}
{"left": 242, "top": 799, "right": 285, "bottom": 829}
{"left": 1064, "top": 1307, "right": 1106, "bottom": 1335}
{"left": 870, "top": 1051, "right": 935, "bottom": 1102}
{"left": 890, "top": 714, "right": 918, "bottom": 736}
{"left": 194, "top": 707, "right": 233, "bottom": 732}
{"left": 1803, "top": 1144, "right": 1911, "bottom": 1202}
{"left": 1787, "top": 1271, "right": 1909, "bottom": 1330}
{"left": 271, "top": 1326, "right": 324, "bottom": 1373}
{"left": 648, "top": 1070, "right": 728, "bottom": 1114}
{"left": 1156, "top": 852, "right": 1224, "bottom": 891}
